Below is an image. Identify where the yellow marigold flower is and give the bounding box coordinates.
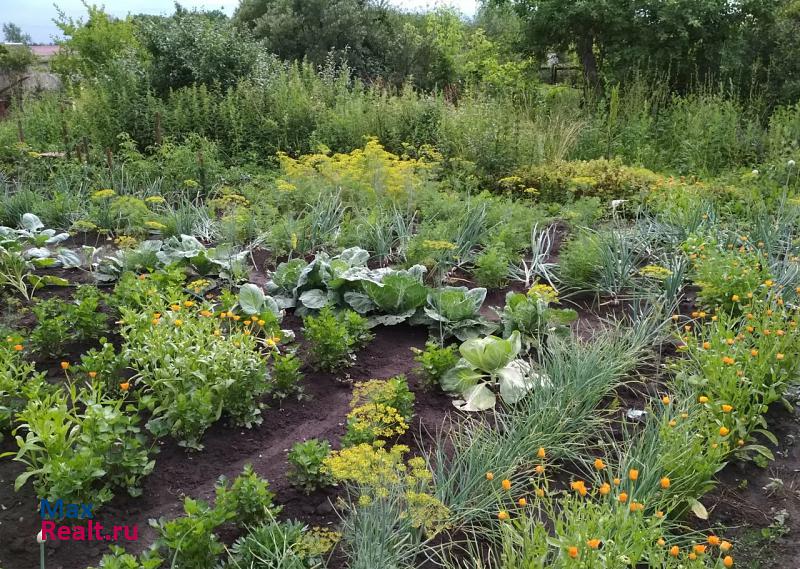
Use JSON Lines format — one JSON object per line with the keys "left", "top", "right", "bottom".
{"left": 537, "top": 447, "right": 546, "bottom": 459}
{"left": 485, "top": 472, "right": 494, "bottom": 481}
{"left": 764, "top": 279, "right": 773, "bottom": 287}
{"left": 170, "top": 304, "right": 181, "bottom": 312}
{"left": 535, "top": 488, "right": 545, "bottom": 497}
{"left": 776, "top": 353, "right": 785, "bottom": 361}
{"left": 518, "top": 498, "right": 527, "bottom": 507}
{"left": 661, "top": 395, "right": 670, "bottom": 404}
{"left": 501, "top": 479, "right": 512, "bottom": 491}
{"left": 720, "top": 541, "right": 732, "bottom": 552}
{"left": 599, "top": 483, "right": 610, "bottom": 495}
{"left": 721, "top": 404, "right": 733, "bottom": 413}
{"left": 731, "top": 295, "right": 740, "bottom": 302}
{"left": 258, "top": 319, "right": 266, "bottom": 326}
{"left": 655, "top": 510, "right": 664, "bottom": 518}
{"left": 88, "top": 371, "right": 97, "bottom": 378}
{"left": 669, "top": 419, "right": 677, "bottom": 427}
{"left": 613, "top": 478, "right": 621, "bottom": 486}
{"left": 693, "top": 544, "right": 706, "bottom": 554}
{"left": 594, "top": 458, "right": 606, "bottom": 470}
{"left": 151, "top": 318, "right": 160, "bottom": 325}
{"left": 750, "top": 349, "right": 759, "bottom": 357}
{"left": 497, "top": 511, "right": 509, "bottom": 521}
{"left": 629, "top": 469, "right": 639, "bottom": 481}
{"left": 183, "top": 300, "right": 194, "bottom": 308}
{"left": 657, "top": 538, "right": 666, "bottom": 546}
{"left": 689, "top": 553, "right": 697, "bottom": 560}
{"left": 726, "top": 338, "right": 734, "bottom": 345}
{"left": 174, "top": 319, "right": 183, "bottom": 327}
{"left": 719, "top": 426, "right": 730, "bottom": 436}
{"left": 708, "top": 535, "right": 720, "bottom": 546}
{"left": 746, "top": 326, "right": 754, "bottom": 332}
{"left": 534, "top": 464, "right": 545, "bottom": 474}
{"left": 60, "top": 361, "right": 70, "bottom": 370}
{"left": 660, "top": 477, "right": 670, "bottom": 489}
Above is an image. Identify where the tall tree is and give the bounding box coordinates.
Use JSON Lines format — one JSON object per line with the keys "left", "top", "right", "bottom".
{"left": 3, "top": 22, "right": 32, "bottom": 44}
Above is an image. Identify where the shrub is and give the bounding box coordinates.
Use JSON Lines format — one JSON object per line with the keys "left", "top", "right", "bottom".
{"left": 510, "top": 158, "right": 660, "bottom": 203}
{"left": 350, "top": 376, "right": 415, "bottom": 422}
{"left": 30, "top": 285, "right": 109, "bottom": 357}
{"left": 287, "top": 439, "right": 332, "bottom": 494}
{"left": 272, "top": 352, "right": 304, "bottom": 399}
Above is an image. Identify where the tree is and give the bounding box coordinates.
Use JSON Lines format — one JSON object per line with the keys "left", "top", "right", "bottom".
{"left": 135, "top": 6, "right": 261, "bottom": 94}
{"left": 3, "top": 22, "right": 32, "bottom": 44}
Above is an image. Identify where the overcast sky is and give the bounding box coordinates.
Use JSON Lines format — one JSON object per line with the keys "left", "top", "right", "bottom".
{"left": 1, "top": 0, "right": 479, "bottom": 43}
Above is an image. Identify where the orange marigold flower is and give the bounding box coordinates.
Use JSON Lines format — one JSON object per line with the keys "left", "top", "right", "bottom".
{"left": 721, "top": 404, "right": 733, "bottom": 413}
{"left": 586, "top": 539, "right": 600, "bottom": 549}
{"left": 657, "top": 538, "right": 666, "bottom": 546}
{"left": 537, "top": 447, "right": 546, "bottom": 459}
{"left": 613, "top": 478, "right": 621, "bottom": 486}
{"left": 88, "top": 371, "right": 97, "bottom": 379}
{"left": 708, "top": 535, "right": 720, "bottom": 546}
{"left": 501, "top": 479, "right": 512, "bottom": 491}
{"left": 720, "top": 541, "right": 732, "bottom": 552}
{"left": 594, "top": 458, "right": 606, "bottom": 470}
{"left": 568, "top": 546, "right": 578, "bottom": 559}
{"left": 723, "top": 555, "right": 734, "bottom": 567}
{"left": 534, "top": 464, "right": 545, "bottom": 474}
{"left": 719, "top": 426, "right": 730, "bottom": 436}
{"left": 655, "top": 510, "right": 664, "bottom": 518}
{"left": 618, "top": 492, "right": 628, "bottom": 503}
{"left": 693, "top": 544, "right": 707, "bottom": 554}
{"left": 689, "top": 553, "right": 697, "bottom": 560}
{"left": 497, "top": 511, "right": 509, "bottom": 521}
{"left": 13, "top": 344, "right": 23, "bottom": 351}
{"left": 599, "top": 483, "right": 611, "bottom": 495}
{"left": 60, "top": 361, "right": 70, "bottom": 370}
{"left": 669, "top": 546, "right": 680, "bottom": 557}
{"left": 120, "top": 382, "right": 130, "bottom": 392}
{"left": 746, "top": 325, "right": 754, "bottom": 332}
{"left": 660, "top": 477, "right": 670, "bottom": 489}
{"left": 629, "top": 469, "right": 639, "bottom": 481}
{"left": 702, "top": 341, "right": 711, "bottom": 349}
{"left": 669, "top": 419, "right": 677, "bottom": 427}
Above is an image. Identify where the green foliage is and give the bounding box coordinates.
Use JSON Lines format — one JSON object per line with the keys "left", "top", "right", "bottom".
{"left": 287, "top": 439, "right": 332, "bottom": 494}
{"left": 272, "top": 352, "right": 304, "bottom": 400}
{"left": 472, "top": 246, "right": 510, "bottom": 288}
{"left": 136, "top": 7, "right": 260, "bottom": 94}
{"left": 30, "top": 286, "right": 109, "bottom": 357}
{"left": 423, "top": 286, "right": 496, "bottom": 341}
{"left": 0, "top": 335, "right": 49, "bottom": 435}
{"left": 215, "top": 464, "right": 280, "bottom": 527}
{"left": 120, "top": 307, "right": 270, "bottom": 449}
{"left": 226, "top": 519, "right": 310, "bottom": 569}
{"left": 499, "top": 284, "right": 577, "bottom": 348}
{"left": 411, "top": 341, "right": 459, "bottom": 389}
{"left": 302, "top": 307, "right": 373, "bottom": 372}
{"left": 154, "top": 497, "right": 230, "bottom": 569}
{"left": 7, "top": 386, "right": 155, "bottom": 506}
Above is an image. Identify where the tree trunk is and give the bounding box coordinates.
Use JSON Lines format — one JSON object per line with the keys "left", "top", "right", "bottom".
{"left": 577, "top": 34, "right": 600, "bottom": 93}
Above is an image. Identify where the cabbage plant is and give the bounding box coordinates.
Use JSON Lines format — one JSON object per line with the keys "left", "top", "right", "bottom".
{"left": 440, "top": 331, "right": 548, "bottom": 411}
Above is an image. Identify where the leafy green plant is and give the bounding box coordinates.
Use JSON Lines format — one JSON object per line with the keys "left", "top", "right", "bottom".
{"left": 302, "top": 307, "right": 373, "bottom": 372}
{"left": 440, "top": 331, "right": 544, "bottom": 411}
{"left": 350, "top": 376, "right": 415, "bottom": 422}
{"left": 30, "top": 285, "right": 109, "bottom": 357}
{"left": 422, "top": 286, "right": 496, "bottom": 341}
{"left": 215, "top": 464, "right": 280, "bottom": 528}
{"left": 226, "top": 519, "right": 312, "bottom": 569}
{"left": 0, "top": 336, "right": 49, "bottom": 437}
{"left": 472, "top": 246, "right": 510, "bottom": 288}
{"left": 498, "top": 284, "right": 577, "bottom": 349}
{"left": 411, "top": 342, "right": 459, "bottom": 389}
{"left": 120, "top": 308, "right": 271, "bottom": 449}
{"left": 287, "top": 439, "right": 332, "bottom": 494}
{"left": 154, "top": 496, "right": 231, "bottom": 569}
{"left": 272, "top": 352, "right": 305, "bottom": 400}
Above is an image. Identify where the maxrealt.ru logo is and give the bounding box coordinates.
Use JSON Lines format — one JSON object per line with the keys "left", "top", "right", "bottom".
{"left": 39, "top": 499, "right": 138, "bottom": 542}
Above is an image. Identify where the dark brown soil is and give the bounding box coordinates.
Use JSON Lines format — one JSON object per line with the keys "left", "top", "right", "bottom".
{"left": 0, "top": 319, "right": 447, "bottom": 569}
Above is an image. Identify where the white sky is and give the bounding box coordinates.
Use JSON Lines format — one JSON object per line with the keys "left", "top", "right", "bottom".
{"left": 1, "top": 0, "right": 479, "bottom": 43}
